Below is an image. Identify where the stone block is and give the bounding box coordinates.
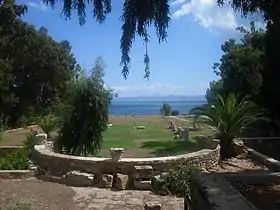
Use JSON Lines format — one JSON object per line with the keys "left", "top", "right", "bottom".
{"left": 99, "top": 174, "right": 113, "bottom": 188}
{"left": 177, "top": 127, "right": 183, "bottom": 137}
{"left": 62, "top": 171, "right": 94, "bottom": 187}
{"left": 136, "top": 125, "right": 146, "bottom": 130}
{"left": 134, "top": 180, "right": 151, "bottom": 190}
{"left": 144, "top": 202, "right": 161, "bottom": 210}
{"left": 113, "top": 173, "right": 128, "bottom": 190}
{"left": 110, "top": 148, "right": 124, "bottom": 162}
{"left": 134, "top": 165, "right": 153, "bottom": 179}
{"left": 183, "top": 128, "right": 189, "bottom": 141}
{"left": 36, "top": 133, "right": 47, "bottom": 142}
{"left": 151, "top": 175, "right": 163, "bottom": 191}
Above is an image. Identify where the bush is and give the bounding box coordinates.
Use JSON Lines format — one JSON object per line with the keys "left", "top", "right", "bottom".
{"left": 171, "top": 110, "right": 179, "bottom": 116}
{"left": 161, "top": 165, "right": 200, "bottom": 197}
{"left": 37, "top": 114, "right": 58, "bottom": 138}
{"left": 0, "top": 148, "right": 29, "bottom": 170}
{"left": 23, "top": 130, "right": 40, "bottom": 151}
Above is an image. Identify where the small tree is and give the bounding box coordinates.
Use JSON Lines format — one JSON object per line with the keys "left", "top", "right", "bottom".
{"left": 56, "top": 57, "right": 114, "bottom": 156}
{"left": 160, "top": 103, "right": 172, "bottom": 116}
{"left": 191, "top": 93, "right": 265, "bottom": 160}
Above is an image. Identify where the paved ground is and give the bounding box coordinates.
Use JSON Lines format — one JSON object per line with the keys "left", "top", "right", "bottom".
{"left": 0, "top": 178, "right": 184, "bottom": 210}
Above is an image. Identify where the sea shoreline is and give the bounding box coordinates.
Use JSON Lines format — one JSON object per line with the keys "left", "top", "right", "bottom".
{"left": 109, "top": 114, "right": 195, "bottom": 117}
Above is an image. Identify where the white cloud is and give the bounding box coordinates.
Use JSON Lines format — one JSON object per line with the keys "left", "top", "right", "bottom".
{"left": 172, "top": 0, "right": 238, "bottom": 31}
{"left": 27, "top": 2, "right": 48, "bottom": 11}
{"left": 110, "top": 83, "right": 208, "bottom": 97}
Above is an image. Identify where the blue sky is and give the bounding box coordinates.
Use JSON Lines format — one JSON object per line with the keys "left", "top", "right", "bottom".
{"left": 16, "top": 0, "right": 263, "bottom": 97}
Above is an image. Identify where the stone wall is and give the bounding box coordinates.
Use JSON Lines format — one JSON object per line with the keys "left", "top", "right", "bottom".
{"left": 190, "top": 172, "right": 257, "bottom": 210}
{"left": 31, "top": 144, "right": 220, "bottom": 177}
{"left": 194, "top": 135, "right": 219, "bottom": 150}
{"left": 4, "top": 125, "right": 39, "bottom": 134}
{"left": 234, "top": 139, "right": 280, "bottom": 172}
{"left": 0, "top": 146, "right": 24, "bottom": 157}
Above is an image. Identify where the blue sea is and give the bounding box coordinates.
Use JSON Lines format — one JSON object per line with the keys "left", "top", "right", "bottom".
{"left": 109, "top": 100, "right": 205, "bottom": 115}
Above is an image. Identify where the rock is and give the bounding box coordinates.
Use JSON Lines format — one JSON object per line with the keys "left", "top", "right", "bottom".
{"left": 99, "top": 174, "right": 113, "bottom": 188}
{"left": 134, "top": 165, "right": 153, "bottom": 179}
{"left": 113, "top": 173, "right": 128, "bottom": 190}
{"left": 144, "top": 201, "right": 162, "bottom": 210}
{"left": 62, "top": 171, "right": 94, "bottom": 187}
{"left": 36, "top": 133, "right": 47, "bottom": 143}
{"left": 110, "top": 148, "right": 124, "bottom": 162}
{"left": 134, "top": 180, "right": 152, "bottom": 190}
{"left": 45, "top": 141, "right": 53, "bottom": 150}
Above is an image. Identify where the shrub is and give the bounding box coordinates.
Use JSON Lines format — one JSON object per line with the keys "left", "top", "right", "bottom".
{"left": 23, "top": 130, "right": 39, "bottom": 151}
{"left": 161, "top": 165, "right": 200, "bottom": 197}
{"left": 171, "top": 110, "right": 179, "bottom": 116}
{"left": 0, "top": 148, "right": 29, "bottom": 170}
{"left": 37, "top": 114, "right": 58, "bottom": 138}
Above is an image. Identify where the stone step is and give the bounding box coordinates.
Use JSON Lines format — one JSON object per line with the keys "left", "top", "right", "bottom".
{"left": 134, "top": 180, "right": 152, "bottom": 190}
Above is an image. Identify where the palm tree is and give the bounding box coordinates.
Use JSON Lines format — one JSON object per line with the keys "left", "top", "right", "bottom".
{"left": 190, "top": 93, "right": 264, "bottom": 160}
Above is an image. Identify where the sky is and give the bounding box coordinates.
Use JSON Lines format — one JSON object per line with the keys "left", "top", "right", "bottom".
{"left": 16, "top": 0, "right": 264, "bottom": 97}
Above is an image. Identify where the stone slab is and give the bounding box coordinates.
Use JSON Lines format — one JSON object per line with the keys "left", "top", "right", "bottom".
{"left": 134, "top": 180, "right": 152, "bottom": 190}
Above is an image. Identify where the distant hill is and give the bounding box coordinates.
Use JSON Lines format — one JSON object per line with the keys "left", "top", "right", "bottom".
{"left": 114, "top": 95, "right": 206, "bottom": 102}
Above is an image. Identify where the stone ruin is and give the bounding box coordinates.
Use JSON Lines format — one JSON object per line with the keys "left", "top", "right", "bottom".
{"left": 134, "top": 165, "right": 153, "bottom": 190}
{"left": 167, "top": 121, "right": 189, "bottom": 141}
{"left": 49, "top": 164, "right": 155, "bottom": 192}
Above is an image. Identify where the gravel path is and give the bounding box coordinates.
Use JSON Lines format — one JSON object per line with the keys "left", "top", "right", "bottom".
{"left": 0, "top": 178, "right": 184, "bottom": 210}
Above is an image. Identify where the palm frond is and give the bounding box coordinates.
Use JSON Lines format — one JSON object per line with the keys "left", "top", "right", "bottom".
{"left": 192, "top": 93, "right": 265, "bottom": 138}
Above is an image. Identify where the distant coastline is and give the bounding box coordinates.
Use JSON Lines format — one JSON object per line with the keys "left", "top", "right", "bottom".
{"left": 109, "top": 99, "right": 205, "bottom": 116}
{"left": 113, "top": 95, "right": 206, "bottom": 102}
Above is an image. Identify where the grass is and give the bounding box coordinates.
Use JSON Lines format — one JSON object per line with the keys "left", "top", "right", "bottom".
{"left": 0, "top": 115, "right": 216, "bottom": 157}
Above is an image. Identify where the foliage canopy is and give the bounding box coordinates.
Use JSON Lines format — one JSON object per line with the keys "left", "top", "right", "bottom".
{"left": 56, "top": 58, "right": 113, "bottom": 156}
{"left": 42, "top": 0, "right": 171, "bottom": 79}
{"left": 0, "top": 1, "right": 79, "bottom": 127}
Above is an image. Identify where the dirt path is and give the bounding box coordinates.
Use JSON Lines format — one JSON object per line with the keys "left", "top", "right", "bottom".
{"left": 166, "top": 116, "right": 191, "bottom": 123}
{"left": 0, "top": 178, "right": 184, "bottom": 210}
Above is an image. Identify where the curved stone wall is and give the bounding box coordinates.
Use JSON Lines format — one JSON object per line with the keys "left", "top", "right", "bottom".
{"left": 32, "top": 143, "right": 220, "bottom": 177}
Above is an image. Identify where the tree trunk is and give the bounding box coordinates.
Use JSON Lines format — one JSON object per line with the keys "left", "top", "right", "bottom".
{"left": 220, "top": 136, "right": 233, "bottom": 160}
{"left": 73, "top": 121, "right": 89, "bottom": 156}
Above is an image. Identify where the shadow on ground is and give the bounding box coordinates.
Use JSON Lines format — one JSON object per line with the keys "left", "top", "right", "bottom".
{"left": 140, "top": 140, "right": 198, "bottom": 156}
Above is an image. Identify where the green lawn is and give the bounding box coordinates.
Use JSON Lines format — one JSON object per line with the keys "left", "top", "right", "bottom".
{"left": 0, "top": 115, "right": 216, "bottom": 157}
